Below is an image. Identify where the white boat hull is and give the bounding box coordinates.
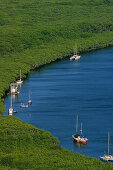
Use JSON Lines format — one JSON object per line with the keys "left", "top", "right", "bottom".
{"left": 100, "top": 155, "right": 113, "bottom": 162}
{"left": 16, "top": 80, "right": 23, "bottom": 85}
{"left": 72, "top": 135, "right": 88, "bottom": 144}
{"left": 70, "top": 55, "right": 81, "bottom": 61}
{"left": 28, "top": 100, "right": 32, "bottom": 104}
{"left": 8, "top": 108, "right": 13, "bottom": 115}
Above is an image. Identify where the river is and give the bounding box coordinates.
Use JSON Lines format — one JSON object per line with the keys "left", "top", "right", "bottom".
{"left": 4, "top": 47, "right": 113, "bottom": 158}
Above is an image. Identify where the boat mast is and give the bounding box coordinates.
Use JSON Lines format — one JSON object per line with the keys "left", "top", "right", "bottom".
{"left": 76, "top": 44, "right": 77, "bottom": 56}
{"left": 73, "top": 46, "right": 75, "bottom": 56}
{"left": 108, "top": 132, "right": 110, "bottom": 156}
{"left": 76, "top": 115, "right": 78, "bottom": 133}
{"left": 20, "top": 70, "right": 21, "bottom": 81}
{"left": 11, "top": 93, "right": 12, "bottom": 108}
{"left": 80, "top": 122, "right": 83, "bottom": 135}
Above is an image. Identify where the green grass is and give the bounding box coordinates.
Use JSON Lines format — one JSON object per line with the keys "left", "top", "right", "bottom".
{"left": 0, "top": 115, "right": 112, "bottom": 169}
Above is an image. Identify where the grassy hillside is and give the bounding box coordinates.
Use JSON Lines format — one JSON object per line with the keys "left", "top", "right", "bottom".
{"left": 0, "top": 115, "right": 112, "bottom": 169}
{"left": 0, "top": 0, "right": 113, "bottom": 112}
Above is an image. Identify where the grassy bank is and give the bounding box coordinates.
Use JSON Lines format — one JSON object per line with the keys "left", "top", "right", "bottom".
{"left": 0, "top": 115, "right": 112, "bottom": 169}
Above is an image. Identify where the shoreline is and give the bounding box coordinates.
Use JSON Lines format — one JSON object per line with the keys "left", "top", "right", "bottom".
{"left": 1, "top": 40, "right": 113, "bottom": 169}
{"left": 1, "top": 43, "right": 113, "bottom": 114}
{"left": 30, "top": 44, "right": 113, "bottom": 72}
{"left": 2, "top": 44, "right": 112, "bottom": 161}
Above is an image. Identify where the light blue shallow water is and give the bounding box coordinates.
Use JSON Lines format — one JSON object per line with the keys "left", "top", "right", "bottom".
{"left": 4, "top": 47, "right": 113, "bottom": 158}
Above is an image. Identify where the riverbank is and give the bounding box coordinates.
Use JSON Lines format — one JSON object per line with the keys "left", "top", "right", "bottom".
{"left": 1, "top": 31, "right": 113, "bottom": 113}
{"left": 0, "top": 115, "right": 112, "bottom": 169}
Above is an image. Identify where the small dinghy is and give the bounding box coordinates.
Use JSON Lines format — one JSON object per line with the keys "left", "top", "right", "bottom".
{"left": 20, "top": 103, "right": 28, "bottom": 108}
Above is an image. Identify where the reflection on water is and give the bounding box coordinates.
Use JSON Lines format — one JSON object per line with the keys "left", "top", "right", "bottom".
{"left": 12, "top": 94, "right": 18, "bottom": 102}
{"left": 73, "top": 141, "right": 87, "bottom": 149}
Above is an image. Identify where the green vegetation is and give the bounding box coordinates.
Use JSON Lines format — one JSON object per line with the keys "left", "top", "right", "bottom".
{"left": 0, "top": 0, "right": 113, "bottom": 168}
{"left": 0, "top": 115, "right": 112, "bottom": 169}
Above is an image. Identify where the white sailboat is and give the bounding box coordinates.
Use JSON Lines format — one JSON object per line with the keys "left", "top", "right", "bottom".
{"left": 16, "top": 70, "right": 23, "bottom": 85}
{"left": 100, "top": 132, "right": 113, "bottom": 161}
{"left": 8, "top": 93, "right": 13, "bottom": 115}
{"left": 70, "top": 44, "right": 81, "bottom": 61}
{"left": 28, "top": 90, "right": 32, "bottom": 104}
{"left": 72, "top": 115, "right": 88, "bottom": 144}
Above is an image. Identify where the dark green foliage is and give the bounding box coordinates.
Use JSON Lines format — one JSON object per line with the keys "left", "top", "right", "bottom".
{"left": 0, "top": 115, "right": 112, "bottom": 169}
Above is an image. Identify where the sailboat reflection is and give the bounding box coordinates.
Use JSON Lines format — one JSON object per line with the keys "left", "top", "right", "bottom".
{"left": 73, "top": 141, "right": 87, "bottom": 149}
{"left": 12, "top": 94, "right": 18, "bottom": 102}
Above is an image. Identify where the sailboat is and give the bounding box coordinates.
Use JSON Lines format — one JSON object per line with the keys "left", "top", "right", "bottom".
{"left": 28, "top": 90, "right": 32, "bottom": 104}
{"left": 100, "top": 132, "right": 113, "bottom": 161}
{"left": 16, "top": 70, "right": 23, "bottom": 85}
{"left": 72, "top": 115, "right": 88, "bottom": 144}
{"left": 8, "top": 93, "right": 14, "bottom": 115}
{"left": 70, "top": 44, "right": 81, "bottom": 61}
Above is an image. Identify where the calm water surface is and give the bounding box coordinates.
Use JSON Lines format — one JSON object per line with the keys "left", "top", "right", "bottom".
{"left": 4, "top": 47, "right": 113, "bottom": 158}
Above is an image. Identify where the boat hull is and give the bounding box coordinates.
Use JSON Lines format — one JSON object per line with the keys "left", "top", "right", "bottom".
{"left": 28, "top": 100, "right": 32, "bottom": 104}
{"left": 72, "top": 135, "right": 88, "bottom": 144}
{"left": 74, "top": 138, "right": 88, "bottom": 144}
{"left": 100, "top": 155, "right": 113, "bottom": 162}
{"left": 16, "top": 80, "right": 23, "bottom": 85}
{"left": 8, "top": 108, "right": 13, "bottom": 116}
{"left": 70, "top": 55, "right": 81, "bottom": 61}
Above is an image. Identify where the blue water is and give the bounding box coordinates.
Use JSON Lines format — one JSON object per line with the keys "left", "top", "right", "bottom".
{"left": 4, "top": 47, "right": 113, "bottom": 158}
